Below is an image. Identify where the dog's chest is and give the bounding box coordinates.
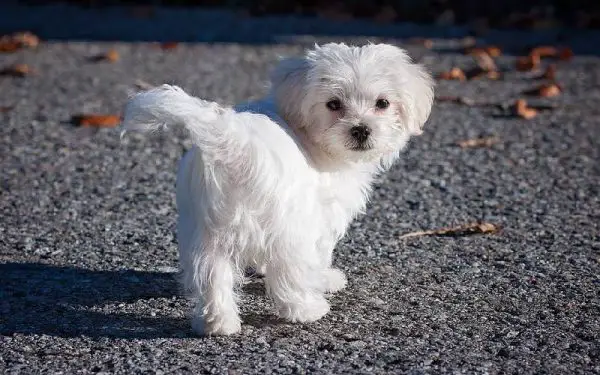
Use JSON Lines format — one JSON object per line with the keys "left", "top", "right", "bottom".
{"left": 318, "top": 172, "right": 372, "bottom": 238}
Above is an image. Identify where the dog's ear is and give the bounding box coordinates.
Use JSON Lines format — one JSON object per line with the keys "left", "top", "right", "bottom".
{"left": 270, "top": 57, "right": 311, "bottom": 128}
{"left": 371, "top": 44, "right": 434, "bottom": 136}
{"left": 400, "top": 61, "right": 435, "bottom": 136}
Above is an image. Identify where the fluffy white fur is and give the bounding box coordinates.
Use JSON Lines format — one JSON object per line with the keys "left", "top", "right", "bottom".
{"left": 120, "top": 42, "right": 434, "bottom": 336}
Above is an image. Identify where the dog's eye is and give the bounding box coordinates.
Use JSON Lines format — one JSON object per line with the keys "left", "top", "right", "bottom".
{"left": 326, "top": 99, "right": 342, "bottom": 111}
{"left": 375, "top": 99, "right": 390, "bottom": 110}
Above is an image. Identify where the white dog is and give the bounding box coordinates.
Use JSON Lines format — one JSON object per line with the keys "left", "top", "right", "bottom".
{"left": 121, "top": 42, "right": 434, "bottom": 336}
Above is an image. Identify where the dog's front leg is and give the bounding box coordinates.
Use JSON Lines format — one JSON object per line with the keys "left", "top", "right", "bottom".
{"left": 265, "top": 241, "right": 330, "bottom": 323}
{"left": 316, "top": 236, "right": 347, "bottom": 293}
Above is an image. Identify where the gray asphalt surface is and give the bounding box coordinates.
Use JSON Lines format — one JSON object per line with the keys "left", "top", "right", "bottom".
{"left": 1, "top": 6, "right": 600, "bottom": 375}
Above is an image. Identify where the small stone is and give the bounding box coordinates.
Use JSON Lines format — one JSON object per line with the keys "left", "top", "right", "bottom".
{"left": 349, "top": 340, "right": 367, "bottom": 349}
{"left": 157, "top": 265, "right": 179, "bottom": 273}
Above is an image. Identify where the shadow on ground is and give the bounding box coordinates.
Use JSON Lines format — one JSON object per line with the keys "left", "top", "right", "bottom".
{"left": 0, "top": 263, "right": 283, "bottom": 338}
{"left": 0, "top": 262, "right": 194, "bottom": 339}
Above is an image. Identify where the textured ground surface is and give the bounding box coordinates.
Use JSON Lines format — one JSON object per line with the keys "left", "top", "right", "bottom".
{"left": 1, "top": 7, "right": 600, "bottom": 375}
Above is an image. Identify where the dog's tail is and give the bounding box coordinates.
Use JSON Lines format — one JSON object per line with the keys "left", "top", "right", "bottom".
{"left": 120, "top": 84, "right": 307, "bottom": 187}
{"left": 121, "top": 84, "right": 253, "bottom": 163}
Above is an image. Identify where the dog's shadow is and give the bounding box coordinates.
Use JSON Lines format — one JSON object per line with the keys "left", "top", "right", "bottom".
{"left": 0, "top": 263, "right": 287, "bottom": 338}
{"left": 0, "top": 262, "right": 197, "bottom": 339}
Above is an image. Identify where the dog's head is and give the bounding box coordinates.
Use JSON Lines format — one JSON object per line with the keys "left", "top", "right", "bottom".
{"left": 270, "top": 43, "right": 434, "bottom": 168}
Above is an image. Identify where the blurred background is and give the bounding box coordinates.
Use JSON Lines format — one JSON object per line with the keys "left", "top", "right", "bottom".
{"left": 2, "top": 0, "right": 600, "bottom": 45}
{"left": 8, "top": 0, "right": 600, "bottom": 30}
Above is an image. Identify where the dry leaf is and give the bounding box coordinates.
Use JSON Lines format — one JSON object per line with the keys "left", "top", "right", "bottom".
{"left": 91, "top": 49, "right": 120, "bottom": 63}
{"left": 0, "top": 31, "right": 40, "bottom": 52}
{"left": 436, "top": 96, "right": 476, "bottom": 106}
{"left": 559, "top": 47, "right": 574, "bottom": 61}
{"left": 104, "top": 49, "right": 120, "bottom": 62}
{"left": 0, "top": 64, "right": 33, "bottom": 77}
{"left": 485, "top": 70, "right": 501, "bottom": 80}
{"left": 468, "top": 69, "right": 501, "bottom": 80}
{"left": 160, "top": 42, "right": 179, "bottom": 50}
{"left": 72, "top": 114, "right": 121, "bottom": 128}
{"left": 0, "top": 40, "right": 20, "bottom": 53}
{"left": 525, "top": 83, "right": 561, "bottom": 97}
{"left": 516, "top": 54, "right": 540, "bottom": 71}
{"left": 471, "top": 50, "right": 497, "bottom": 72}
{"left": 466, "top": 46, "right": 501, "bottom": 58}
{"left": 438, "top": 67, "right": 466, "bottom": 81}
{"left": 14, "top": 32, "right": 39, "bottom": 48}
{"left": 457, "top": 136, "right": 500, "bottom": 148}
{"left": 399, "top": 222, "right": 500, "bottom": 239}
{"left": 485, "top": 46, "right": 502, "bottom": 57}
{"left": 464, "top": 47, "right": 484, "bottom": 55}
{"left": 514, "top": 99, "right": 538, "bottom": 119}
{"left": 529, "top": 46, "right": 557, "bottom": 58}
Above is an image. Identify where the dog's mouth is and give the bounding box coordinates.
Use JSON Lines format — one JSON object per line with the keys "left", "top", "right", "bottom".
{"left": 348, "top": 143, "right": 373, "bottom": 152}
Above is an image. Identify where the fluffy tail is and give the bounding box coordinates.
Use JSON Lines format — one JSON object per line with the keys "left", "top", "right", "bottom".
{"left": 121, "top": 84, "right": 242, "bottom": 161}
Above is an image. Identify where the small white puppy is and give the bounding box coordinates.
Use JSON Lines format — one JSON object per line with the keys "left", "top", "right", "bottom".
{"left": 121, "top": 42, "right": 434, "bottom": 336}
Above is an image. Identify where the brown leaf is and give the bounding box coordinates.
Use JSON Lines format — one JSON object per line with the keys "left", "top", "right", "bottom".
{"left": 0, "top": 105, "right": 14, "bottom": 113}
{"left": 559, "top": 47, "right": 574, "bottom": 61}
{"left": 438, "top": 67, "right": 466, "bottom": 81}
{"left": 471, "top": 50, "right": 497, "bottom": 72}
{"left": 485, "top": 46, "right": 502, "bottom": 57}
{"left": 516, "top": 54, "right": 540, "bottom": 71}
{"left": 399, "top": 222, "right": 500, "bottom": 239}
{"left": 0, "top": 64, "right": 34, "bottom": 77}
{"left": 457, "top": 136, "right": 500, "bottom": 148}
{"left": 72, "top": 114, "right": 121, "bottom": 128}
{"left": 514, "top": 99, "right": 538, "bottom": 119}
{"left": 464, "top": 47, "right": 483, "bottom": 55}
{"left": 0, "top": 31, "right": 40, "bottom": 52}
{"left": 90, "top": 49, "right": 120, "bottom": 63}
{"left": 160, "top": 42, "right": 179, "bottom": 50}
{"left": 13, "top": 32, "right": 39, "bottom": 48}
{"left": 466, "top": 46, "right": 501, "bottom": 58}
{"left": 0, "top": 40, "right": 21, "bottom": 53}
{"left": 104, "top": 49, "right": 120, "bottom": 62}
{"left": 436, "top": 96, "right": 476, "bottom": 106}
{"left": 529, "top": 46, "right": 557, "bottom": 58}
{"left": 468, "top": 68, "right": 501, "bottom": 80}
{"left": 525, "top": 83, "right": 561, "bottom": 97}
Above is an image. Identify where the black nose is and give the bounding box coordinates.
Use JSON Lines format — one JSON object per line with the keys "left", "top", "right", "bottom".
{"left": 350, "top": 125, "right": 371, "bottom": 143}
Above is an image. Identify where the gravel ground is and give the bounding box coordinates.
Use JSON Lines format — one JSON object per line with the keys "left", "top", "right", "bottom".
{"left": 1, "top": 6, "right": 599, "bottom": 375}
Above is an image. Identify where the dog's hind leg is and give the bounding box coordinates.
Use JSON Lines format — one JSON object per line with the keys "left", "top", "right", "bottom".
{"left": 190, "top": 250, "right": 242, "bottom": 336}
{"left": 176, "top": 150, "right": 242, "bottom": 336}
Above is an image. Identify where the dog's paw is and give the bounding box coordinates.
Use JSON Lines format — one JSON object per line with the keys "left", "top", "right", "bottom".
{"left": 322, "top": 268, "right": 347, "bottom": 293}
{"left": 192, "top": 314, "right": 242, "bottom": 336}
{"left": 277, "top": 295, "right": 330, "bottom": 323}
